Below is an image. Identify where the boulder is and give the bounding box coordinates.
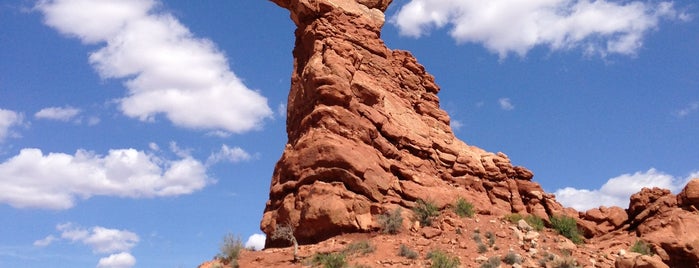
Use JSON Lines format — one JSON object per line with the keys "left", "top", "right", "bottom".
{"left": 615, "top": 252, "right": 669, "bottom": 268}
{"left": 678, "top": 179, "right": 699, "bottom": 208}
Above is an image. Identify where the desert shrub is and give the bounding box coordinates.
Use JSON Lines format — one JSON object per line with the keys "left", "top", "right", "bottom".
{"left": 630, "top": 240, "right": 652, "bottom": 255}
{"left": 539, "top": 252, "right": 556, "bottom": 266}
{"left": 272, "top": 223, "right": 299, "bottom": 261}
{"left": 485, "top": 231, "right": 496, "bottom": 247}
{"left": 454, "top": 198, "right": 475, "bottom": 218}
{"left": 525, "top": 214, "right": 545, "bottom": 231}
{"left": 550, "top": 255, "right": 579, "bottom": 268}
{"left": 503, "top": 251, "right": 522, "bottom": 265}
{"left": 550, "top": 215, "right": 583, "bottom": 244}
{"left": 378, "top": 207, "right": 403, "bottom": 234}
{"left": 216, "top": 233, "right": 243, "bottom": 268}
{"left": 472, "top": 232, "right": 482, "bottom": 243}
{"left": 477, "top": 243, "right": 488, "bottom": 253}
{"left": 413, "top": 199, "right": 440, "bottom": 226}
{"left": 344, "top": 240, "right": 375, "bottom": 256}
{"left": 504, "top": 213, "right": 523, "bottom": 223}
{"left": 398, "top": 244, "right": 418, "bottom": 259}
{"left": 426, "top": 250, "right": 460, "bottom": 268}
{"left": 480, "top": 256, "right": 501, "bottom": 268}
{"left": 311, "top": 252, "right": 347, "bottom": 268}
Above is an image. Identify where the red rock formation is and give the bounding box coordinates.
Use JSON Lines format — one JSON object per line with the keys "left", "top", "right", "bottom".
{"left": 624, "top": 182, "right": 699, "bottom": 267}
{"left": 261, "top": 0, "right": 565, "bottom": 247}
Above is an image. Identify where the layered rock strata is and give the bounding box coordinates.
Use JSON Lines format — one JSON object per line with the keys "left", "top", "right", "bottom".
{"left": 261, "top": 0, "right": 567, "bottom": 247}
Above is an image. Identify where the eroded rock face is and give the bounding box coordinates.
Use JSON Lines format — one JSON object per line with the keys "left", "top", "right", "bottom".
{"left": 261, "top": 0, "right": 564, "bottom": 246}
{"left": 624, "top": 186, "right": 699, "bottom": 267}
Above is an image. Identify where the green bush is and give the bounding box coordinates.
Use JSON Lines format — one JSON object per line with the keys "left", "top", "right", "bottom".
{"left": 413, "top": 199, "right": 440, "bottom": 227}
{"left": 504, "top": 213, "right": 523, "bottom": 223}
{"left": 398, "top": 244, "right": 418, "bottom": 259}
{"left": 630, "top": 240, "right": 652, "bottom": 255}
{"left": 550, "top": 215, "right": 583, "bottom": 244}
{"left": 378, "top": 207, "right": 403, "bottom": 234}
{"left": 480, "top": 256, "right": 501, "bottom": 268}
{"left": 427, "top": 250, "right": 460, "bottom": 268}
{"left": 505, "top": 213, "right": 544, "bottom": 231}
{"left": 310, "top": 252, "right": 347, "bottom": 268}
{"left": 525, "top": 215, "right": 545, "bottom": 231}
{"left": 454, "top": 198, "right": 475, "bottom": 218}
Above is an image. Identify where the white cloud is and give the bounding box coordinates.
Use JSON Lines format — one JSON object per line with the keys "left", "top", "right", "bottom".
{"left": 498, "top": 98, "right": 514, "bottom": 111}
{"left": 277, "top": 103, "right": 287, "bottom": 118}
{"left": 207, "top": 144, "right": 251, "bottom": 165}
{"left": 391, "top": 0, "right": 684, "bottom": 58}
{"left": 555, "top": 168, "right": 695, "bottom": 211}
{"left": 676, "top": 101, "right": 699, "bottom": 117}
{"left": 245, "top": 233, "right": 266, "bottom": 251}
{"left": 36, "top": 0, "right": 272, "bottom": 133}
{"left": 56, "top": 223, "right": 139, "bottom": 254}
{"left": 37, "top": 223, "right": 139, "bottom": 268}
{"left": 0, "top": 109, "right": 23, "bottom": 142}
{"left": 0, "top": 147, "right": 210, "bottom": 209}
{"left": 451, "top": 120, "right": 463, "bottom": 130}
{"left": 33, "top": 235, "right": 57, "bottom": 247}
{"left": 35, "top": 106, "right": 81, "bottom": 121}
{"left": 97, "top": 252, "right": 136, "bottom": 268}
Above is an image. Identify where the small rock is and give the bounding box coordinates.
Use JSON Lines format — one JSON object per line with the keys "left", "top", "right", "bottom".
{"left": 518, "top": 219, "right": 533, "bottom": 231}
{"left": 619, "top": 249, "right": 626, "bottom": 256}
{"left": 524, "top": 231, "right": 540, "bottom": 241}
{"left": 422, "top": 226, "right": 442, "bottom": 239}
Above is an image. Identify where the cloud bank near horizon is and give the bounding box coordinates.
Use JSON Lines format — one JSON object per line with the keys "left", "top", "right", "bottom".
{"left": 391, "top": 0, "right": 688, "bottom": 58}
{"left": 555, "top": 168, "right": 698, "bottom": 211}
{"left": 35, "top": 223, "right": 139, "bottom": 268}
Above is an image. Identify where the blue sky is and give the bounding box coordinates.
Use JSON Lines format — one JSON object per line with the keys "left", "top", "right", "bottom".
{"left": 0, "top": 0, "right": 697, "bottom": 267}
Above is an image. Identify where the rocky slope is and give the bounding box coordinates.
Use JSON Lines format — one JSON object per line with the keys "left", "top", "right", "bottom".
{"left": 208, "top": 180, "right": 699, "bottom": 267}
{"left": 205, "top": 0, "right": 699, "bottom": 267}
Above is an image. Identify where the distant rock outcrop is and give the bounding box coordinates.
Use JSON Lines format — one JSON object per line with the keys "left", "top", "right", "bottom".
{"left": 626, "top": 181, "right": 699, "bottom": 267}
{"left": 261, "top": 0, "right": 566, "bottom": 247}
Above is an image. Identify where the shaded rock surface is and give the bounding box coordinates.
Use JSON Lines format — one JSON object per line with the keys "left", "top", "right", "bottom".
{"left": 261, "top": 0, "right": 564, "bottom": 246}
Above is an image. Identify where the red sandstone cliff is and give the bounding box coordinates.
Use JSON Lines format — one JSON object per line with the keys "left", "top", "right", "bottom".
{"left": 261, "top": 0, "right": 567, "bottom": 246}
{"left": 247, "top": 1, "right": 699, "bottom": 267}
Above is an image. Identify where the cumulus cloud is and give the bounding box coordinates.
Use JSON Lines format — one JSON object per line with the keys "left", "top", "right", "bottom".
{"left": 391, "top": 0, "right": 684, "bottom": 58}
{"left": 676, "top": 101, "right": 699, "bottom": 117}
{"left": 97, "top": 252, "right": 136, "bottom": 268}
{"left": 0, "top": 147, "right": 210, "bottom": 209}
{"left": 35, "top": 106, "right": 81, "bottom": 121}
{"left": 55, "top": 223, "right": 139, "bottom": 254}
{"left": 555, "top": 168, "right": 696, "bottom": 211}
{"left": 498, "top": 98, "right": 514, "bottom": 111}
{"left": 206, "top": 144, "right": 252, "bottom": 165}
{"left": 36, "top": 223, "right": 138, "bottom": 268}
{"left": 36, "top": 0, "right": 272, "bottom": 133}
{"left": 245, "top": 233, "right": 266, "bottom": 251}
{"left": 0, "top": 109, "right": 23, "bottom": 142}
